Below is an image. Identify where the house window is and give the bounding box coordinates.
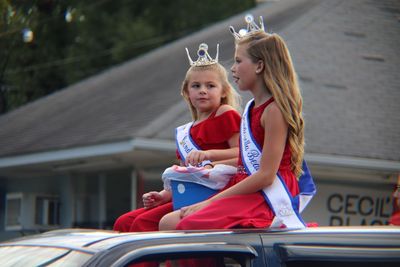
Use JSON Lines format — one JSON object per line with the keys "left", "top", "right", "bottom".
{"left": 5, "top": 193, "right": 60, "bottom": 231}
{"left": 35, "top": 196, "right": 60, "bottom": 226}
{"left": 5, "top": 193, "right": 23, "bottom": 230}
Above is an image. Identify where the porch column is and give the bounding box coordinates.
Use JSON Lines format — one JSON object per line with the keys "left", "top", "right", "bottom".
{"left": 130, "top": 169, "right": 137, "bottom": 210}
{"left": 60, "top": 174, "right": 74, "bottom": 228}
{"left": 98, "top": 173, "right": 106, "bottom": 229}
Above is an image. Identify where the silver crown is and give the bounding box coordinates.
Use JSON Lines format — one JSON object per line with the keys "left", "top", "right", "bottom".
{"left": 230, "top": 14, "right": 265, "bottom": 40}
{"left": 186, "top": 43, "right": 219, "bottom": 66}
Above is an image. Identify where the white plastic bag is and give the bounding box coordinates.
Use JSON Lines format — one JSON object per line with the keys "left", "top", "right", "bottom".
{"left": 162, "top": 164, "right": 237, "bottom": 190}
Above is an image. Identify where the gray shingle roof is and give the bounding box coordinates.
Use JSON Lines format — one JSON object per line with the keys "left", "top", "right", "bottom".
{"left": 0, "top": 0, "right": 399, "bottom": 162}
{"left": 284, "top": 0, "right": 400, "bottom": 161}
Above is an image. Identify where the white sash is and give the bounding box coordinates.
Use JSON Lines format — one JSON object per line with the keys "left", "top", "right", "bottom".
{"left": 240, "top": 99, "right": 316, "bottom": 229}
{"left": 176, "top": 122, "right": 212, "bottom": 167}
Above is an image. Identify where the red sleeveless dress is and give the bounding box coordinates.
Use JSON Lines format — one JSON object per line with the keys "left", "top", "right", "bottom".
{"left": 176, "top": 109, "right": 242, "bottom": 159}
{"left": 176, "top": 98, "right": 300, "bottom": 230}
{"left": 113, "top": 109, "right": 241, "bottom": 232}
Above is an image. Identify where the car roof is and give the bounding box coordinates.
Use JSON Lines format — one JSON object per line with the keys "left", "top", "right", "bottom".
{"left": 0, "top": 228, "right": 235, "bottom": 253}
{"left": 1, "top": 226, "right": 400, "bottom": 253}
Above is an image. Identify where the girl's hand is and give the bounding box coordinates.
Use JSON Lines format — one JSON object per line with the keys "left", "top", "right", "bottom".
{"left": 180, "top": 200, "right": 210, "bottom": 218}
{"left": 185, "top": 150, "right": 209, "bottom": 166}
{"left": 142, "top": 191, "right": 164, "bottom": 209}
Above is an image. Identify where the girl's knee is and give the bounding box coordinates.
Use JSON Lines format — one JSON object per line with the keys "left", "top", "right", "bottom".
{"left": 113, "top": 214, "right": 129, "bottom": 231}
{"left": 159, "top": 212, "right": 180, "bottom": 231}
{"left": 130, "top": 213, "right": 157, "bottom": 232}
{"left": 113, "top": 210, "right": 141, "bottom": 232}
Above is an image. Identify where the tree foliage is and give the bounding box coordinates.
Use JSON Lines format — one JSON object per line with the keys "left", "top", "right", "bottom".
{"left": 0, "top": 0, "right": 254, "bottom": 113}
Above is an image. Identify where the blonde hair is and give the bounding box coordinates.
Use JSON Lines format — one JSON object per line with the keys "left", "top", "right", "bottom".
{"left": 181, "top": 63, "right": 241, "bottom": 120}
{"left": 237, "top": 32, "right": 304, "bottom": 178}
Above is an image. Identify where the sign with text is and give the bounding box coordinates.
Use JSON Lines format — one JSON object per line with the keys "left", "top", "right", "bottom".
{"left": 302, "top": 181, "right": 393, "bottom": 226}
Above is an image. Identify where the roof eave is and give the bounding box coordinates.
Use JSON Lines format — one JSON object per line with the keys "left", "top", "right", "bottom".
{"left": 0, "top": 140, "right": 398, "bottom": 174}
{"left": 0, "top": 137, "right": 176, "bottom": 169}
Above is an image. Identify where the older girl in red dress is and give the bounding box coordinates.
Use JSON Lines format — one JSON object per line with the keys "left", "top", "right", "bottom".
{"left": 159, "top": 15, "right": 312, "bottom": 231}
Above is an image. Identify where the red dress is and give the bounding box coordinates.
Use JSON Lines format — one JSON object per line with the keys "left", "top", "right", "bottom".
{"left": 389, "top": 186, "right": 400, "bottom": 225}
{"left": 176, "top": 98, "right": 300, "bottom": 230}
{"left": 113, "top": 109, "right": 241, "bottom": 232}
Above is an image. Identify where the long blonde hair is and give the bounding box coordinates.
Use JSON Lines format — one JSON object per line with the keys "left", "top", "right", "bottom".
{"left": 237, "top": 32, "right": 304, "bottom": 177}
{"left": 181, "top": 63, "right": 241, "bottom": 120}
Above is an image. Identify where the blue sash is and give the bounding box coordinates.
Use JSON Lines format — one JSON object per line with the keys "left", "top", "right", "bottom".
{"left": 240, "top": 99, "right": 316, "bottom": 229}
{"left": 175, "top": 122, "right": 212, "bottom": 167}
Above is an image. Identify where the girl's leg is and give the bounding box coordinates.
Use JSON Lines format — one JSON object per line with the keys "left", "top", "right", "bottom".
{"left": 113, "top": 208, "right": 147, "bottom": 232}
{"left": 177, "top": 193, "right": 273, "bottom": 230}
{"left": 130, "top": 202, "right": 173, "bottom": 232}
{"left": 159, "top": 210, "right": 182, "bottom": 230}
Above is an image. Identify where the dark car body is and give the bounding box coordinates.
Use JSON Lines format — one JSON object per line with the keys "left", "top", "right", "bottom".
{"left": 0, "top": 226, "right": 399, "bottom": 266}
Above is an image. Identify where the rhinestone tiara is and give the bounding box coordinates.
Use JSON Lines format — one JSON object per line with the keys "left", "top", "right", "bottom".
{"left": 230, "top": 14, "right": 265, "bottom": 40}
{"left": 186, "top": 43, "right": 219, "bottom": 67}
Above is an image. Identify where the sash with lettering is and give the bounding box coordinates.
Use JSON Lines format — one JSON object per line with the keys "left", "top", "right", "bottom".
{"left": 240, "top": 99, "right": 316, "bottom": 229}
{"left": 175, "top": 122, "right": 212, "bottom": 167}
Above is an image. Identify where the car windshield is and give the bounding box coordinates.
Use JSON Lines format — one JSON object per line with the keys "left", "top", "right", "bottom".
{"left": 0, "top": 246, "right": 93, "bottom": 266}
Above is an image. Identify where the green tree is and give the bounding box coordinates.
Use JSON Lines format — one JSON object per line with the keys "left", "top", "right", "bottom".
{"left": 0, "top": 0, "right": 255, "bottom": 114}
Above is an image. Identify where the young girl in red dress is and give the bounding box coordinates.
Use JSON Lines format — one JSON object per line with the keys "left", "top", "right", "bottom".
{"left": 113, "top": 43, "right": 241, "bottom": 233}
{"left": 159, "top": 15, "right": 315, "bottom": 231}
